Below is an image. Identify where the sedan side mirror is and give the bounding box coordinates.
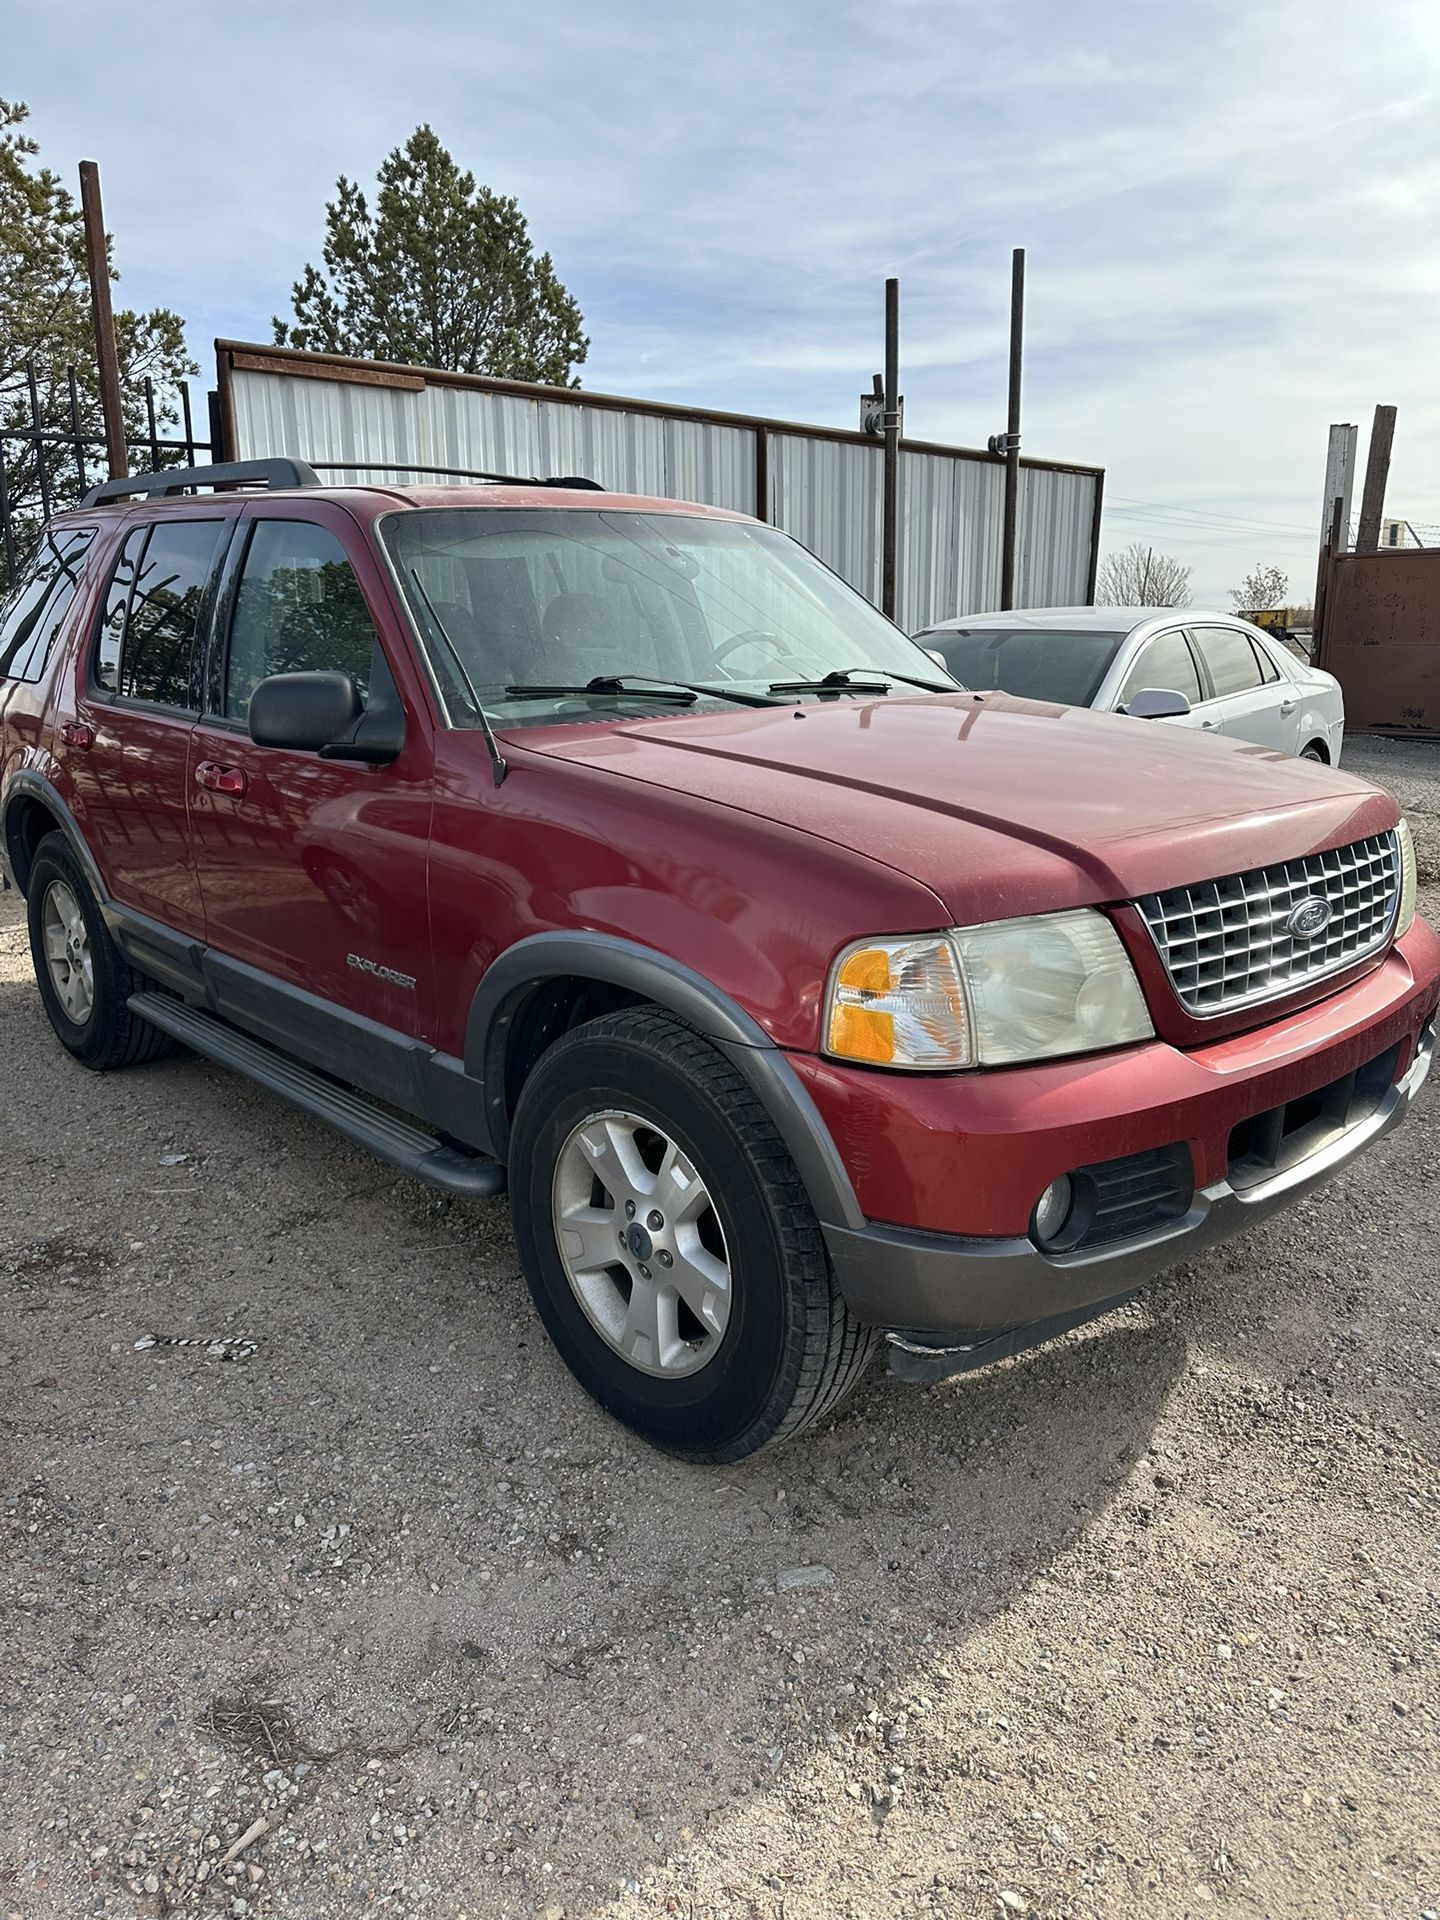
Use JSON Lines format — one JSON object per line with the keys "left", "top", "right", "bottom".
{"left": 248, "top": 671, "right": 364, "bottom": 752}
{"left": 1122, "top": 687, "right": 1192, "bottom": 720}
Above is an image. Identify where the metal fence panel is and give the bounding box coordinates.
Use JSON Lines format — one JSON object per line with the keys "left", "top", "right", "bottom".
{"left": 767, "top": 431, "right": 883, "bottom": 604}
{"left": 227, "top": 357, "right": 1099, "bottom": 628}
{"left": 230, "top": 369, "right": 757, "bottom": 511}
{"left": 1017, "top": 464, "right": 1098, "bottom": 610}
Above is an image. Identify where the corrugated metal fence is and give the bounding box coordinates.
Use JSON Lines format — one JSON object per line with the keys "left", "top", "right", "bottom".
{"left": 218, "top": 344, "right": 1103, "bottom": 632}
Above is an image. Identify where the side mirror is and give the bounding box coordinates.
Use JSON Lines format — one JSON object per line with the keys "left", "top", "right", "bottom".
{"left": 925, "top": 648, "right": 949, "bottom": 671}
{"left": 248, "top": 671, "right": 364, "bottom": 752}
{"left": 1123, "top": 687, "right": 1192, "bottom": 720}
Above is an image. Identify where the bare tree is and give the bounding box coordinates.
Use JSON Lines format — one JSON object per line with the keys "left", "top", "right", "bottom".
{"left": 1230, "top": 563, "right": 1288, "bottom": 612}
{"left": 1096, "top": 541, "right": 1192, "bottom": 608}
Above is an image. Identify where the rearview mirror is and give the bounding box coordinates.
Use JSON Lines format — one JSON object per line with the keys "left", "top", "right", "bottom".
{"left": 1123, "top": 687, "right": 1192, "bottom": 720}
{"left": 248, "top": 671, "right": 364, "bottom": 752}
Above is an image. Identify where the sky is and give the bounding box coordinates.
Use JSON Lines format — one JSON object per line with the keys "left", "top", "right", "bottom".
{"left": 12, "top": 0, "right": 1440, "bottom": 607}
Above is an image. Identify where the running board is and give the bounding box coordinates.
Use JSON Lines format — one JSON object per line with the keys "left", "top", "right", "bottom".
{"left": 128, "top": 992, "right": 506, "bottom": 1199}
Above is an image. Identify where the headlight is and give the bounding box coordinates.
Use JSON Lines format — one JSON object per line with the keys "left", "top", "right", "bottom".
{"left": 1397, "top": 818, "right": 1417, "bottom": 937}
{"left": 825, "top": 909, "right": 1154, "bottom": 1070}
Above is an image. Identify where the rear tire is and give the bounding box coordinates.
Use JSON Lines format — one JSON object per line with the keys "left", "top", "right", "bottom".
{"left": 26, "top": 833, "right": 174, "bottom": 1071}
{"left": 508, "top": 1007, "right": 877, "bottom": 1460}
{"left": 1301, "top": 742, "right": 1327, "bottom": 762}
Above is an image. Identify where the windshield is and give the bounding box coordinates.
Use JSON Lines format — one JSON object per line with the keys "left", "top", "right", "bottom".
{"left": 380, "top": 507, "right": 956, "bottom": 728}
{"left": 918, "top": 625, "right": 1126, "bottom": 708}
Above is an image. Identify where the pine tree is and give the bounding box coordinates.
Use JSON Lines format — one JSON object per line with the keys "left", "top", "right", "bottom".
{"left": 1, "top": 100, "right": 196, "bottom": 585}
{"left": 274, "top": 126, "right": 588, "bottom": 387}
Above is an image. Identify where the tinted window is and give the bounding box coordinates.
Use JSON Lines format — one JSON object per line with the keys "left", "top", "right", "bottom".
{"left": 919, "top": 626, "right": 1125, "bottom": 707}
{"left": 1195, "top": 625, "right": 1263, "bottom": 698}
{"left": 1119, "top": 628, "right": 1202, "bottom": 705}
{"left": 95, "top": 526, "right": 147, "bottom": 693}
{"left": 0, "top": 529, "right": 96, "bottom": 683}
{"left": 121, "top": 520, "right": 226, "bottom": 707}
{"left": 226, "top": 521, "right": 377, "bottom": 717}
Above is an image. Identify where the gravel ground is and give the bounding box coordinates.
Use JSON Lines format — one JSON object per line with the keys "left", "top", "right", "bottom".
{"left": 3, "top": 737, "right": 1438, "bottom": 1920}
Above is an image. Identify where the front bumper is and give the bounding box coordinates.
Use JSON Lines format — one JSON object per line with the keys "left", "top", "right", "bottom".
{"left": 823, "top": 1020, "right": 1432, "bottom": 1369}
{"left": 806, "top": 919, "right": 1439, "bottom": 1374}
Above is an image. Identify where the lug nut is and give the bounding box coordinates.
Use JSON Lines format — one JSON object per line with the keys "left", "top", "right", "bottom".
{"left": 617, "top": 1230, "right": 626, "bottom": 1246}
{"left": 647, "top": 1210, "right": 664, "bottom": 1231}
{"left": 638, "top": 1264, "right": 651, "bottom": 1279}
{"left": 625, "top": 1200, "right": 636, "bottom": 1219}
{"left": 657, "top": 1249, "right": 673, "bottom": 1267}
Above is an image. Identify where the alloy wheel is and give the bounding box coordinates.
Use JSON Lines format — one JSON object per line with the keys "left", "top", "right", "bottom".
{"left": 551, "top": 1108, "right": 732, "bottom": 1378}
{"left": 41, "top": 879, "right": 94, "bottom": 1026}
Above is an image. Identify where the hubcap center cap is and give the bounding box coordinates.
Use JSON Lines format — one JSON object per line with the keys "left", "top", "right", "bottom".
{"left": 626, "top": 1222, "right": 654, "bottom": 1262}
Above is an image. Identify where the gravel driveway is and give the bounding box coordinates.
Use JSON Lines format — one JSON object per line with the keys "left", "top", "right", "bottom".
{"left": 3, "top": 738, "right": 1438, "bottom": 1920}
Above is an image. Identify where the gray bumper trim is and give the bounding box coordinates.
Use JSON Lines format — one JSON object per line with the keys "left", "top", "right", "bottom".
{"left": 824, "top": 1022, "right": 1434, "bottom": 1347}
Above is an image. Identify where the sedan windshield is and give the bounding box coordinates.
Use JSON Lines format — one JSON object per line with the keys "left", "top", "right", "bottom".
{"left": 918, "top": 626, "right": 1126, "bottom": 708}
{"left": 380, "top": 507, "right": 955, "bottom": 728}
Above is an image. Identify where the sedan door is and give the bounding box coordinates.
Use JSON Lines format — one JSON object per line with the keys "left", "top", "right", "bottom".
{"left": 1109, "top": 627, "right": 1212, "bottom": 732}
{"left": 1188, "top": 623, "right": 1302, "bottom": 754}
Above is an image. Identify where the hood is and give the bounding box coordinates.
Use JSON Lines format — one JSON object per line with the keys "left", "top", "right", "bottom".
{"left": 509, "top": 693, "right": 1396, "bottom": 926}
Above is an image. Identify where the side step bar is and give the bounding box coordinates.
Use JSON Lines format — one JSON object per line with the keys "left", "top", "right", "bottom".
{"left": 129, "top": 992, "right": 506, "bottom": 1200}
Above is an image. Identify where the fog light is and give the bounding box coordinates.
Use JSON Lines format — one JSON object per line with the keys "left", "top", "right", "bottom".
{"left": 1032, "top": 1175, "right": 1074, "bottom": 1247}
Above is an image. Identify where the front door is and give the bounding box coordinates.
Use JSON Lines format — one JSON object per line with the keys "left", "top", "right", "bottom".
{"left": 185, "top": 505, "right": 434, "bottom": 1044}
{"left": 66, "top": 514, "right": 231, "bottom": 934}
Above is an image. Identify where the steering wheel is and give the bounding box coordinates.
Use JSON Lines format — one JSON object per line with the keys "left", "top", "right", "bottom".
{"left": 712, "top": 629, "right": 790, "bottom": 670}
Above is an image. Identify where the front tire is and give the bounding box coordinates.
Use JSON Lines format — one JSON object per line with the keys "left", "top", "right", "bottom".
{"left": 26, "top": 832, "right": 173, "bottom": 1070}
{"left": 508, "top": 1008, "right": 877, "bottom": 1460}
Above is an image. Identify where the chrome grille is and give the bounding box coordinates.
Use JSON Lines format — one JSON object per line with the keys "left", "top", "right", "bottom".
{"left": 1137, "top": 831, "right": 1400, "bottom": 1016}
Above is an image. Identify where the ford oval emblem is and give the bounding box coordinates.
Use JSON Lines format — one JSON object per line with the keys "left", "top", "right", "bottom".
{"left": 1286, "top": 896, "right": 1332, "bottom": 939}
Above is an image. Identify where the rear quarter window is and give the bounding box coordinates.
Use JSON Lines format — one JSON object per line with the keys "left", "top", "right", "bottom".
{"left": 0, "top": 529, "right": 97, "bottom": 683}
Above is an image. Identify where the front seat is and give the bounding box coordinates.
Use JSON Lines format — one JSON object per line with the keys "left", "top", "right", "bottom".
{"left": 541, "top": 592, "right": 627, "bottom": 681}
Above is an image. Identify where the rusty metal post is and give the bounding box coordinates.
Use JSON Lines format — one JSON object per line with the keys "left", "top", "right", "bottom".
{"left": 1313, "top": 493, "right": 1345, "bottom": 670}
{"left": 1355, "top": 404, "right": 1396, "bottom": 554}
{"left": 1000, "top": 247, "right": 1025, "bottom": 611}
{"left": 79, "top": 161, "right": 128, "bottom": 481}
{"left": 881, "top": 278, "right": 900, "bottom": 620}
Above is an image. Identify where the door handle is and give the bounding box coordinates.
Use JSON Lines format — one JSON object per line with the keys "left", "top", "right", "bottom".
{"left": 1201, "top": 719, "right": 1219, "bottom": 729}
{"left": 1279, "top": 699, "right": 1297, "bottom": 716}
{"left": 195, "top": 760, "right": 248, "bottom": 798}
{"left": 61, "top": 720, "right": 95, "bottom": 750}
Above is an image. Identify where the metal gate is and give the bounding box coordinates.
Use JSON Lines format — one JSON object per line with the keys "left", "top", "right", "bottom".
{"left": 0, "top": 356, "right": 215, "bottom": 593}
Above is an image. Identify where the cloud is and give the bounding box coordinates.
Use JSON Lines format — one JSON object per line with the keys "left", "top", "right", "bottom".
{"left": 12, "top": 0, "right": 1440, "bottom": 602}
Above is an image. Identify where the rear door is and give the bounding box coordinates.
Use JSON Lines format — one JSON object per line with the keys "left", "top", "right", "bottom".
{"left": 185, "top": 503, "right": 434, "bottom": 1040}
{"left": 1189, "top": 623, "right": 1301, "bottom": 753}
{"left": 66, "top": 513, "right": 231, "bottom": 933}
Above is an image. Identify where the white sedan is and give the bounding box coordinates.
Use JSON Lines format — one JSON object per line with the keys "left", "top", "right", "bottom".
{"left": 915, "top": 606, "right": 1345, "bottom": 762}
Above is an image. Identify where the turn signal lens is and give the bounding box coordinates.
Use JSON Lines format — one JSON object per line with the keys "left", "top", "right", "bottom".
{"left": 824, "top": 911, "right": 1153, "bottom": 1071}
{"left": 1396, "top": 818, "right": 1417, "bottom": 937}
{"left": 826, "top": 937, "right": 973, "bottom": 1069}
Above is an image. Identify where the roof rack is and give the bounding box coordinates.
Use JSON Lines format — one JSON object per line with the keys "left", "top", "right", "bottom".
{"left": 306, "top": 461, "right": 603, "bottom": 489}
{"left": 83, "top": 458, "right": 321, "bottom": 506}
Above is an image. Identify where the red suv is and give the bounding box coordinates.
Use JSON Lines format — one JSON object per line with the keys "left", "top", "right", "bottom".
{"left": 2, "top": 460, "right": 1435, "bottom": 1459}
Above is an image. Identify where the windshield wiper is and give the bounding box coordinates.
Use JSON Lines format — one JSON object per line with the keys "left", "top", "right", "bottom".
{"left": 504, "top": 677, "right": 698, "bottom": 705}
{"left": 767, "top": 665, "right": 957, "bottom": 696}
{"left": 503, "top": 674, "right": 781, "bottom": 709}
